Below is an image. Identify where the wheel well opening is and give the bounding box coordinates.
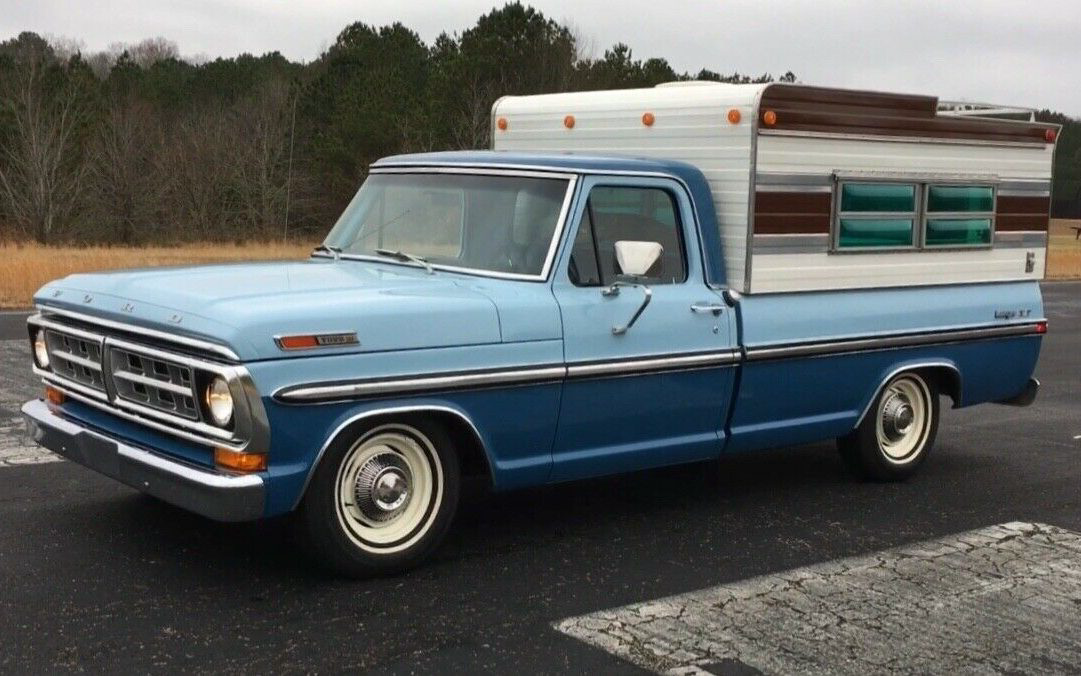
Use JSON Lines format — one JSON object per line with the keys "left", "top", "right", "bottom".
{"left": 328, "top": 409, "right": 493, "bottom": 488}
{"left": 916, "top": 366, "right": 962, "bottom": 408}
{"left": 426, "top": 411, "right": 493, "bottom": 486}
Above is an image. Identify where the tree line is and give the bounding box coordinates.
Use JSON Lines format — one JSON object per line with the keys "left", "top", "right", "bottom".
{"left": 0, "top": 3, "right": 1076, "bottom": 245}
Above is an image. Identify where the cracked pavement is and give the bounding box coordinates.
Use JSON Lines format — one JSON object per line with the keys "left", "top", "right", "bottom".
{"left": 557, "top": 522, "right": 1081, "bottom": 674}
{"left": 0, "top": 338, "right": 59, "bottom": 467}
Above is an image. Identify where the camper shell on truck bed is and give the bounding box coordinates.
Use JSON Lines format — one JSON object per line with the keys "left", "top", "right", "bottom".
{"left": 492, "top": 81, "right": 1059, "bottom": 293}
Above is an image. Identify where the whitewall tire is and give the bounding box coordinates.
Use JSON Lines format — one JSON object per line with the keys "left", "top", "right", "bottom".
{"left": 838, "top": 372, "right": 939, "bottom": 481}
{"left": 299, "top": 418, "right": 460, "bottom": 576}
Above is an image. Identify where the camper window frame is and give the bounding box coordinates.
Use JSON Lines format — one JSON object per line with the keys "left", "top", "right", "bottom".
{"left": 921, "top": 183, "right": 997, "bottom": 249}
{"left": 831, "top": 179, "right": 920, "bottom": 252}
{"left": 830, "top": 175, "right": 998, "bottom": 253}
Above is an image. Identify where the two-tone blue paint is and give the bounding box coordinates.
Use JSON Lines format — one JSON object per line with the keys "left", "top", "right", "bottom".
{"left": 30, "top": 151, "right": 1045, "bottom": 519}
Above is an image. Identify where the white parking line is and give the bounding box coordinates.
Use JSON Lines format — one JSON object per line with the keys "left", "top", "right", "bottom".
{"left": 556, "top": 522, "right": 1081, "bottom": 675}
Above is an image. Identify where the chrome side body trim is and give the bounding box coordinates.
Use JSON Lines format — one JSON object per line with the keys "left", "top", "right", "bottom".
{"left": 292, "top": 405, "right": 489, "bottom": 509}
{"left": 745, "top": 322, "right": 1043, "bottom": 362}
{"left": 275, "top": 351, "right": 742, "bottom": 404}
{"left": 274, "top": 323, "right": 1040, "bottom": 405}
{"left": 854, "top": 361, "right": 962, "bottom": 429}
{"left": 278, "top": 365, "right": 567, "bottom": 404}
{"left": 34, "top": 306, "right": 240, "bottom": 361}
{"left": 566, "top": 351, "right": 740, "bottom": 379}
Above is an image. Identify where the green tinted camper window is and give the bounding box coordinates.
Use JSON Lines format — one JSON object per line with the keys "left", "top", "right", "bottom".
{"left": 840, "top": 183, "right": 916, "bottom": 212}
{"left": 839, "top": 219, "right": 915, "bottom": 248}
{"left": 926, "top": 218, "right": 992, "bottom": 246}
{"left": 836, "top": 182, "right": 917, "bottom": 249}
{"left": 927, "top": 186, "right": 994, "bottom": 213}
{"left": 924, "top": 184, "right": 994, "bottom": 247}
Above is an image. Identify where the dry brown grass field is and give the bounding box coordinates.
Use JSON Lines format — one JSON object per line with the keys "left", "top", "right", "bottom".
{"left": 0, "top": 241, "right": 315, "bottom": 308}
{"left": 1047, "top": 219, "right": 1081, "bottom": 279}
{"left": 1, "top": 224, "right": 1079, "bottom": 308}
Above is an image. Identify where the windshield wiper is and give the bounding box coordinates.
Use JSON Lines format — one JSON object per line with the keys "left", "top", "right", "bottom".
{"left": 312, "top": 244, "right": 342, "bottom": 260}
{"left": 374, "top": 248, "right": 434, "bottom": 275}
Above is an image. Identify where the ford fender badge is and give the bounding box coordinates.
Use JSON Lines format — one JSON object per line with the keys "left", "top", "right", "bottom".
{"left": 275, "top": 332, "right": 360, "bottom": 350}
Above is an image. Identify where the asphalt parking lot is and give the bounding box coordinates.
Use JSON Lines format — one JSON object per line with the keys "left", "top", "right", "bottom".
{"left": 1, "top": 283, "right": 1079, "bottom": 674}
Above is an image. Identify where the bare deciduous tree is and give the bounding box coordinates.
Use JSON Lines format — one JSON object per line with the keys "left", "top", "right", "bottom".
{"left": 86, "top": 98, "right": 163, "bottom": 243}
{"left": 0, "top": 53, "right": 88, "bottom": 243}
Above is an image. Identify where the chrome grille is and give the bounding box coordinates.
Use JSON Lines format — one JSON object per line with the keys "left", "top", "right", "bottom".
{"left": 108, "top": 346, "right": 201, "bottom": 420}
{"left": 44, "top": 330, "right": 106, "bottom": 392}
{"left": 28, "top": 310, "right": 266, "bottom": 452}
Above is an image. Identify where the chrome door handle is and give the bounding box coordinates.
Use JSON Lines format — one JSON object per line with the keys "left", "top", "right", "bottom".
{"left": 690, "top": 303, "right": 725, "bottom": 316}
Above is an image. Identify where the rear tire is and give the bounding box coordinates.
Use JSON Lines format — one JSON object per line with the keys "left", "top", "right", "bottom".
{"left": 838, "top": 372, "right": 939, "bottom": 481}
{"left": 298, "top": 417, "right": 460, "bottom": 577}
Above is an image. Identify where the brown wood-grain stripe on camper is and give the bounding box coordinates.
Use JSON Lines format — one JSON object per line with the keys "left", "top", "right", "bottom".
{"left": 758, "top": 84, "right": 1055, "bottom": 145}
{"left": 754, "top": 191, "right": 832, "bottom": 234}
{"left": 995, "top": 195, "right": 1051, "bottom": 232}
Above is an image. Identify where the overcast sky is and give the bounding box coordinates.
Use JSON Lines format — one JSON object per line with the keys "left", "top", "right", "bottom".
{"left": 2, "top": 0, "right": 1079, "bottom": 116}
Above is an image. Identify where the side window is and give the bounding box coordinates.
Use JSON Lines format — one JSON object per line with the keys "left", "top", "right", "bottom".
{"left": 568, "top": 186, "right": 687, "bottom": 287}
{"left": 836, "top": 182, "right": 917, "bottom": 249}
{"left": 924, "top": 185, "right": 994, "bottom": 247}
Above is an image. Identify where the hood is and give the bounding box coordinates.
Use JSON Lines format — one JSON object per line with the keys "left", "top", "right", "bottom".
{"left": 33, "top": 259, "right": 503, "bottom": 361}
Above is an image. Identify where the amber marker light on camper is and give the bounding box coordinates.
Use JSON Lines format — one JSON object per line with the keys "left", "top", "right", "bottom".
{"left": 563, "top": 114, "right": 575, "bottom": 129}
{"left": 642, "top": 112, "right": 655, "bottom": 126}
{"left": 44, "top": 385, "right": 65, "bottom": 406}
{"left": 762, "top": 110, "right": 777, "bottom": 126}
{"left": 727, "top": 108, "right": 742, "bottom": 124}
{"left": 215, "top": 448, "right": 267, "bottom": 473}
{"left": 497, "top": 117, "right": 508, "bottom": 131}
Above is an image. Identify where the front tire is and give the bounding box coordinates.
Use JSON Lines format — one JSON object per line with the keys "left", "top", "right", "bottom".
{"left": 298, "top": 418, "right": 460, "bottom": 577}
{"left": 838, "top": 372, "right": 939, "bottom": 481}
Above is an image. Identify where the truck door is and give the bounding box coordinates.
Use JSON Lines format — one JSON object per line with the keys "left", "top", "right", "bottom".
{"left": 550, "top": 176, "right": 738, "bottom": 481}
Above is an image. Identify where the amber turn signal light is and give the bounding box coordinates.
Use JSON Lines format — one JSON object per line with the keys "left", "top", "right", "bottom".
{"left": 727, "top": 108, "right": 742, "bottom": 124}
{"left": 215, "top": 449, "right": 267, "bottom": 473}
{"left": 45, "top": 386, "right": 65, "bottom": 406}
{"left": 496, "top": 117, "right": 508, "bottom": 131}
{"left": 563, "top": 114, "right": 575, "bottom": 129}
{"left": 762, "top": 110, "right": 777, "bottom": 126}
{"left": 642, "top": 112, "right": 655, "bottom": 127}
{"left": 277, "top": 335, "right": 319, "bottom": 350}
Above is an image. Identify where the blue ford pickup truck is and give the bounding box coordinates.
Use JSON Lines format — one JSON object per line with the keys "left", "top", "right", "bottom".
{"left": 22, "top": 83, "right": 1055, "bottom": 575}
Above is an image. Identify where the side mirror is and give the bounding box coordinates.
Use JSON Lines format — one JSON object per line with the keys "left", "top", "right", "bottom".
{"left": 614, "top": 240, "right": 663, "bottom": 278}
{"left": 603, "top": 241, "right": 662, "bottom": 336}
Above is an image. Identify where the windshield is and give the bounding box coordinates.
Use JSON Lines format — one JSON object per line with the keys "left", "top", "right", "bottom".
{"left": 322, "top": 172, "right": 571, "bottom": 277}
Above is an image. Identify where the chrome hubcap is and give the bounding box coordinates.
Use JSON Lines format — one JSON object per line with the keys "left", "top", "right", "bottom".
{"left": 354, "top": 453, "right": 412, "bottom": 521}
{"left": 881, "top": 394, "right": 915, "bottom": 441}
{"left": 875, "top": 375, "right": 932, "bottom": 463}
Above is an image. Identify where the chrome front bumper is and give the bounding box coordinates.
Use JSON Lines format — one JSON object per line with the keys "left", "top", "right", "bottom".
{"left": 21, "top": 399, "right": 265, "bottom": 521}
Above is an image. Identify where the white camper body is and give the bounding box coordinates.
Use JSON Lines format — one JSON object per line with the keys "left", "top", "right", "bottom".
{"left": 492, "top": 82, "right": 1058, "bottom": 294}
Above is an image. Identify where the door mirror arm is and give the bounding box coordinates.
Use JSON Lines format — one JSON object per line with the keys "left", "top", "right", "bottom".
{"left": 602, "top": 281, "right": 653, "bottom": 335}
